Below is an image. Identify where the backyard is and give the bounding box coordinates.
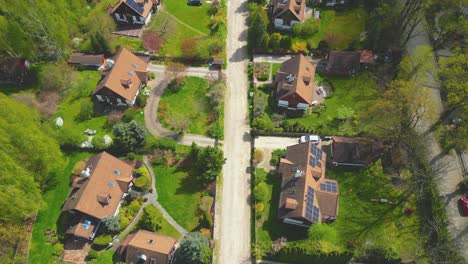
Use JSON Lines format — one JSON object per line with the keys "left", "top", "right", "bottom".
{"left": 159, "top": 77, "right": 222, "bottom": 136}
{"left": 29, "top": 151, "right": 93, "bottom": 264}
{"left": 254, "top": 72, "right": 379, "bottom": 136}
{"left": 153, "top": 164, "right": 205, "bottom": 231}
{"left": 255, "top": 162, "right": 426, "bottom": 263}
{"left": 303, "top": 8, "right": 367, "bottom": 50}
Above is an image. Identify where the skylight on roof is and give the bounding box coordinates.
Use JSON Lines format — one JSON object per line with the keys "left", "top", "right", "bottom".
{"left": 132, "top": 63, "right": 137, "bottom": 68}
{"left": 108, "top": 181, "right": 115, "bottom": 187}
{"left": 114, "top": 169, "right": 120, "bottom": 175}
{"left": 128, "top": 71, "right": 134, "bottom": 76}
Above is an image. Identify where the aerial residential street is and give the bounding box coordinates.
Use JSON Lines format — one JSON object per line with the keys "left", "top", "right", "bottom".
{"left": 407, "top": 14, "right": 468, "bottom": 261}
{"left": 213, "top": 0, "right": 251, "bottom": 262}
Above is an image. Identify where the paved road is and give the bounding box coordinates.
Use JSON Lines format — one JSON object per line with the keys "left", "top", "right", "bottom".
{"left": 213, "top": 0, "right": 251, "bottom": 262}
{"left": 144, "top": 77, "right": 218, "bottom": 147}
{"left": 254, "top": 136, "right": 299, "bottom": 150}
{"left": 406, "top": 11, "right": 468, "bottom": 261}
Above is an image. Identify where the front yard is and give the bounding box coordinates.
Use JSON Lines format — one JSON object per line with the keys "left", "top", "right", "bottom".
{"left": 253, "top": 72, "right": 379, "bottom": 136}
{"left": 158, "top": 77, "right": 224, "bottom": 137}
{"left": 255, "top": 162, "right": 426, "bottom": 263}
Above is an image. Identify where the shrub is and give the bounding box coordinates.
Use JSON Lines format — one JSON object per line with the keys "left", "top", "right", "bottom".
{"left": 136, "top": 92, "right": 147, "bottom": 107}
{"left": 93, "top": 235, "right": 113, "bottom": 247}
{"left": 201, "top": 210, "right": 213, "bottom": 228}
{"left": 126, "top": 152, "right": 136, "bottom": 161}
{"left": 253, "top": 149, "right": 264, "bottom": 163}
{"left": 107, "top": 110, "right": 123, "bottom": 127}
{"left": 127, "top": 200, "right": 141, "bottom": 217}
{"left": 72, "top": 161, "right": 86, "bottom": 175}
{"left": 292, "top": 23, "right": 302, "bottom": 36}
{"left": 52, "top": 243, "right": 63, "bottom": 256}
{"left": 126, "top": 189, "right": 139, "bottom": 201}
{"left": 87, "top": 249, "right": 98, "bottom": 260}
{"left": 122, "top": 108, "right": 138, "bottom": 122}
{"left": 92, "top": 136, "right": 108, "bottom": 150}
{"left": 119, "top": 216, "right": 131, "bottom": 230}
{"left": 101, "top": 215, "right": 120, "bottom": 233}
{"left": 291, "top": 40, "right": 308, "bottom": 53}
{"left": 134, "top": 175, "right": 149, "bottom": 190}
{"left": 77, "top": 101, "right": 94, "bottom": 121}
{"left": 57, "top": 128, "right": 84, "bottom": 148}
{"left": 138, "top": 205, "right": 162, "bottom": 232}
{"left": 254, "top": 182, "right": 268, "bottom": 202}
{"left": 255, "top": 202, "right": 265, "bottom": 212}
{"left": 301, "top": 18, "right": 319, "bottom": 37}
{"left": 271, "top": 149, "right": 286, "bottom": 166}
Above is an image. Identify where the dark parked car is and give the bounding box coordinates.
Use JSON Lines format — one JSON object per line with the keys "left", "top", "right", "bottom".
{"left": 460, "top": 196, "right": 468, "bottom": 216}
{"left": 187, "top": 0, "right": 202, "bottom": 6}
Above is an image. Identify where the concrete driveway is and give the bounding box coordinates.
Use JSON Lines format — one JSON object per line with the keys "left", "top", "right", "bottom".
{"left": 254, "top": 136, "right": 299, "bottom": 150}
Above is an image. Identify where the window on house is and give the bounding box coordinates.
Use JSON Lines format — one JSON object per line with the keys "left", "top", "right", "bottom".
{"left": 150, "top": 258, "right": 156, "bottom": 264}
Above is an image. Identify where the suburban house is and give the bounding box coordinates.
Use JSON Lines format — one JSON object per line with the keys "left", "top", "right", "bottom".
{"left": 324, "top": 51, "right": 361, "bottom": 76}
{"left": 111, "top": 0, "right": 156, "bottom": 26}
{"left": 330, "top": 136, "right": 384, "bottom": 167}
{"left": 278, "top": 142, "right": 339, "bottom": 227}
{"left": 274, "top": 54, "right": 325, "bottom": 110}
{"left": 68, "top": 53, "right": 105, "bottom": 69}
{"left": 118, "top": 230, "right": 178, "bottom": 264}
{"left": 271, "top": 0, "right": 306, "bottom": 30}
{"left": 93, "top": 48, "right": 149, "bottom": 107}
{"left": 62, "top": 152, "right": 134, "bottom": 240}
{"left": 0, "top": 57, "right": 29, "bottom": 85}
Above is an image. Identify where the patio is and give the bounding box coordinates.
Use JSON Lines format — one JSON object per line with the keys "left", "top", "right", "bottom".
{"left": 61, "top": 238, "right": 91, "bottom": 264}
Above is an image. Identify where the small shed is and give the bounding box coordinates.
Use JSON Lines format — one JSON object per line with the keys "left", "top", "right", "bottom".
{"left": 68, "top": 53, "right": 105, "bottom": 68}
{"left": 209, "top": 58, "right": 224, "bottom": 69}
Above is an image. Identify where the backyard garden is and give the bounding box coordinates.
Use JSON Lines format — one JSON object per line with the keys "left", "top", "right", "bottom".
{"left": 253, "top": 71, "right": 379, "bottom": 136}
{"left": 158, "top": 77, "right": 224, "bottom": 138}
{"left": 254, "top": 161, "right": 427, "bottom": 263}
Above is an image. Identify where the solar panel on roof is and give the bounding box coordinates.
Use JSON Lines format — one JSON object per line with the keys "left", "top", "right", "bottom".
{"left": 126, "top": 0, "right": 144, "bottom": 15}
{"left": 320, "top": 181, "right": 338, "bottom": 193}
{"left": 305, "top": 187, "right": 319, "bottom": 222}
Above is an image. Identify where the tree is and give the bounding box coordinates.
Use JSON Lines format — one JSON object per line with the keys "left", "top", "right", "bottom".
{"left": 280, "top": 36, "right": 292, "bottom": 50}
{"left": 77, "top": 101, "right": 94, "bottom": 121}
{"left": 113, "top": 121, "right": 148, "bottom": 152}
{"left": 398, "top": 45, "right": 434, "bottom": 84}
{"left": 39, "top": 63, "right": 77, "bottom": 93}
{"left": 101, "top": 215, "right": 120, "bottom": 233}
{"left": 174, "top": 232, "right": 211, "bottom": 264}
{"left": 269, "top": 33, "right": 282, "bottom": 51}
{"left": 190, "top": 144, "right": 225, "bottom": 185}
{"left": 248, "top": 6, "right": 268, "bottom": 50}
{"left": 166, "top": 62, "right": 187, "bottom": 84}
{"left": 138, "top": 205, "right": 163, "bottom": 232}
{"left": 362, "top": 80, "right": 436, "bottom": 142}
{"left": 301, "top": 18, "right": 319, "bottom": 37}
{"left": 181, "top": 38, "right": 199, "bottom": 58}
{"left": 254, "top": 182, "right": 268, "bottom": 202}
{"left": 206, "top": 81, "right": 225, "bottom": 108}
{"left": 143, "top": 30, "right": 163, "bottom": 52}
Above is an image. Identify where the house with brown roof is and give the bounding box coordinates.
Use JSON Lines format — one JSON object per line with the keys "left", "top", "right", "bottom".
{"left": 68, "top": 53, "right": 105, "bottom": 69}
{"left": 324, "top": 51, "right": 361, "bottom": 76}
{"left": 330, "top": 136, "right": 384, "bottom": 167}
{"left": 118, "top": 230, "right": 178, "bottom": 264}
{"left": 274, "top": 54, "right": 325, "bottom": 110}
{"left": 111, "top": 0, "right": 156, "bottom": 26}
{"left": 62, "top": 152, "right": 134, "bottom": 240}
{"left": 278, "top": 142, "right": 339, "bottom": 227}
{"left": 93, "top": 48, "right": 149, "bottom": 107}
{"left": 271, "top": 0, "right": 307, "bottom": 30}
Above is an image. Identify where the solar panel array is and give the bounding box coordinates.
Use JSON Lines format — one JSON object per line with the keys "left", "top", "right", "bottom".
{"left": 305, "top": 186, "right": 320, "bottom": 222}
{"left": 320, "top": 181, "right": 338, "bottom": 193}
{"left": 310, "top": 144, "right": 323, "bottom": 160}
{"left": 126, "top": 0, "right": 144, "bottom": 15}
{"left": 309, "top": 155, "right": 322, "bottom": 168}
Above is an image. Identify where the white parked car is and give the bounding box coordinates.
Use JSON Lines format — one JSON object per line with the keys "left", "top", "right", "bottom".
{"left": 299, "top": 134, "right": 321, "bottom": 144}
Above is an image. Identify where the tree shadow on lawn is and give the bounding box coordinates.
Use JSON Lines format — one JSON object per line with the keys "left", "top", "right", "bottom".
{"left": 174, "top": 157, "right": 205, "bottom": 195}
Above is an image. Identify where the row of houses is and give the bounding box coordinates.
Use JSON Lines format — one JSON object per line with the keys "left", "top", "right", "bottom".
{"left": 62, "top": 151, "right": 177, "bottom": 263}
{"left": 277, "top": 136, "right": 383, "bottom": 227}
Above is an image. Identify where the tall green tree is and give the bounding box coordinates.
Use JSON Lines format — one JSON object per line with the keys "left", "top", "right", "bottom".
{"left": 138, "top": 205, "right": 163, "bottom": 232}
{"left": 190, "top": 144, "right": 225, "bottom": 186}
{"left": 113, "top": 121, "right": 148, "bottom": 152}
{"left": 248, "top": 5, "right": 269, "bottom": 50}
{"left": 174, "top": 232, "right": 212, "bottom": 264}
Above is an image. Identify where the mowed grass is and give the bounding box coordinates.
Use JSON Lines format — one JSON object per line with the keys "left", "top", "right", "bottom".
{"left": 164, "top": 0, "right": 211, "bottom": 34}
{"left": 305, "top": 8, "right": 367, "bottom": 49}
{"left": 153, "top": 165, "right": 203, "bottom": 231}
{"left": 111, "top": 36, "right": 144, "bottom": 51}
{"left": 255, "top": 162, "right": 425, "bottom": 261}
{"left": 29, "top": 151, "right": 93, "bottom": 264}
{"left": 287, "top": 73, "right": 379, "bottom": 135}
{"left": 55, "top": 70, "right": 111, "bottom": 139}
{"left": 148, "top": 11, "right": 206, "bottom": 56}
{"left": 159, "top": 77, "right": 214, "bottom": 135}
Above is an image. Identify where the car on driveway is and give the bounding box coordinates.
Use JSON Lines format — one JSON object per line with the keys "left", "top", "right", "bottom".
{"left": 187, "top": 0, "right": 202, "bottom": 5}
{"left": 299, "top": 134, "right": 321, "bottom": 144}
{"left": 460, "top": 196, "right": 468, "bottom": 216}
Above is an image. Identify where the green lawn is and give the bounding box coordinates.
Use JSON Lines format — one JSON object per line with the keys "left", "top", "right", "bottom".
{"left": 111, "top": 36, "right": 144, "bottom": 51}
{"left": 93, "top": 249, "right": 116, "bottom": 264}
{"left": 29, "top": 151, "right": 93, "bottom": 264}
{"left": 159, "top": 77, "right": 216, "bottom": 135}
{"left": 255, "top": 73, "right": 379, "bottom": 135}
{"left": 55, "top": 70, "right": 112, "bottom": 140}
{"left": 255, "top": 162, "right": 425, "bottom": 262}
{"left": 153, "top": 165, "right": 203, "bottom": 231}
{"left": 295, "top": 8, "right": 367, "bottom": 50}
{"left": 164, "top": 0, "right": 212, "bottom": 35}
